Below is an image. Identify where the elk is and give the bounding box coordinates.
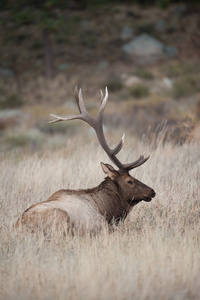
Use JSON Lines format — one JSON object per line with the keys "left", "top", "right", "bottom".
{"left": 15, "top": 87, "right": 156, "bottom": 235}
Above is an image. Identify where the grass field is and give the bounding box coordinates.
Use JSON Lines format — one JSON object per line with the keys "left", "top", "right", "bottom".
{"left": 0, "top": 136, "right": 200, "bottom": 300}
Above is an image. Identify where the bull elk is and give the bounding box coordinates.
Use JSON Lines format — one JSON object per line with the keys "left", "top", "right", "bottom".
{"left": 15, "top": 87, "right": 156, "bottom": 235}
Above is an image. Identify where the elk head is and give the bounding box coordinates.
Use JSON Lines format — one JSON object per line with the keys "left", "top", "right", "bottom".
{"left": 49, "top": 87, "right": 156, "bottom": 205}
{"left": 101, "top": 163, "right": 156, "bottom": 206}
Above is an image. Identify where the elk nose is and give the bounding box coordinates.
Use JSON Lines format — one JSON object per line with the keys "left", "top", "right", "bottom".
{"left": 152, "top": 190, "right": 156, "bottom": 198}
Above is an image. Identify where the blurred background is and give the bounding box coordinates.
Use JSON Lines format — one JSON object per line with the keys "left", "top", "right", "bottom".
{"left": 0, "top": 0, "right": 199, "bottom": 153}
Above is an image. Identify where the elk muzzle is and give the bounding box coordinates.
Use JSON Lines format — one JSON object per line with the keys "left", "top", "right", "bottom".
{"left": 127, "top": 178, "right": 156, "bottom": 206}
{"left": 142, "top": 188, "right": 156, "bottom": 202}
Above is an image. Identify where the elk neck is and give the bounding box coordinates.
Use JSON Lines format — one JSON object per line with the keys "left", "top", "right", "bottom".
{"left": 88, "top": 177, "right": 132, "bottom": 224}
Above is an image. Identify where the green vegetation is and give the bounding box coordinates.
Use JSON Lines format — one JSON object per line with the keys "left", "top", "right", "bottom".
{"left": 3, "top": 134, "right": 30, "bottom": 148}
{"left": 134, "top": 69, "right": 154, "bottom": 80}
{"left": 129, "top": 84, "right": 149, "bottom": 99}
{"left": 164, "top": 62, "right": 200, "bottom": 78}
{"left": 80, "top": 33, "right": 98, "bottom": 48}
{"left": 0, "top": 91, "right": 24, "bottom": 109}
{"left": 105, "top": 77, "right": 123, "bottom": 92}
{"left": 38, "top": 121, "right": 78, "bottom": 135}
{"left": 0, "top": 0, "right": 196, "bottom": 10}
{"left": 162, "top": 62, "right": 200, "bottom": 99}
{"left": 173, "top": 74, "right": 200, "bottom": 99}
{"left": 0, "top": 131, "right": 42, "bottom": 152}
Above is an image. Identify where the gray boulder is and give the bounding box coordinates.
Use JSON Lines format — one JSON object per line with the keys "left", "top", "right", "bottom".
{"left": 154, "top": 20, "right": 168, "bottom": 33}
{"left": 120, "top": 26, "right": 134, "bottom": 41}
{"left": 0, "top": 67, "right": 14, "bottom": 77}
{"left": 122, "top": 34, "right": 165, "bottom": 63}
{"left": 164, "top": 46, "right": 178, "bottom": 58}
{"left": 172, "top": 4, "right": 188, "bottom": 17}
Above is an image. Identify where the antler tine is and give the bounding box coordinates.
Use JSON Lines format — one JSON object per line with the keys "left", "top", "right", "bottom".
{"left": 48, "top": 87, "right": 92, "bottom": 125}
{"left": 48, "top": 113, "right": 85, "bottom": 124}
{"left": 48, "top": 87, "right": 150, "bottom": 172}
{"left": 123, "top": 154, "right": 150, "bottom": 171}
{"left": 98, "top": 87, "right": 108, "bottom": 120}
{"left": 74, "top": 86, "right": 81, "bottom": 113}
{"left": 100, "top": 89, "right": 104, "bottom": 103}
{"left": 113, "top": 133, "right": 125, "bottom": 155}
{"left": 74, "top": 86, "right": 88, "bottom": 115}
{"left": 78, "top": 88, "right": 88, "bottom": 114}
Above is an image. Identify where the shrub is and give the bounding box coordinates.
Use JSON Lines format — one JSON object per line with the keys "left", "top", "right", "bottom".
{"left": 129, "top": 85, "right": 149, "bottom": 99}
{"left": 164, "top": 62, "right": 199, "bottom": 78}
{"left": 105, "top": 78, "right": 123, "bottom": 92}
{"left": 0, "top": 93, "right": 24, "bottom": 109}
{"left": 173, "top": 75, "right": 200, "bottom": 99}
{"left": 38, "top": 121, "right": 77, "bottom": 135}
{"left": 134, "top": 69, "right": 154, "bottom": 80}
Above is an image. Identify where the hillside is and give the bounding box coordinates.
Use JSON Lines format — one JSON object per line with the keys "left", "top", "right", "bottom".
{"left": 0, "top": 3, "right": 200, "bottom": 152}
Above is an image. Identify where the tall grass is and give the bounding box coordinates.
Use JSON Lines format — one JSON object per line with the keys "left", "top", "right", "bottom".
{"left": 0, "top": 137, "right": 200, "bottom": 300}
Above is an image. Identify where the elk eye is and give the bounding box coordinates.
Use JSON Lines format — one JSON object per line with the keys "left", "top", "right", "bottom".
{"left": 127, "top": 180, "right": 133, "bottom": 185}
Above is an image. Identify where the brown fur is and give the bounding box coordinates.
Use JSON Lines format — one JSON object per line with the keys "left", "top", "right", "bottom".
{"left": 15, "top": 208, "right": 71, "bottom": 235}
{"left": 15, "top": 163, "right": 156, "bottom": 235}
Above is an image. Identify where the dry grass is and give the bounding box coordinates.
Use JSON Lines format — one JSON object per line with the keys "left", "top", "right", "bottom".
{"left": 0, "top": 136, "right": 200, "bottom": 300}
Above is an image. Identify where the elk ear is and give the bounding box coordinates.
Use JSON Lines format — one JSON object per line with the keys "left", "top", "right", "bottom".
{"left": 100, "top": 162, "right": 117, "bottom": 180}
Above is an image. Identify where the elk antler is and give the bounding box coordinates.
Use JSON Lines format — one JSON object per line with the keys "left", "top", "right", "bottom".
{"left": 48, "top": 86, "right": 150, "bottom": 172}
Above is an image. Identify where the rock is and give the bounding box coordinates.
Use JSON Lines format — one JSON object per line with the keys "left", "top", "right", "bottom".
{"left": 81, "top": 20, "right": 92, "bottom": 33}
{"left": 122, "top": 34, "right": 165, "bottom": 64}
{"left": 172, "top": 4, "right": 188, "bottom": 17}
{"left": 0, "top": 67, "right": 14, "bottom": 77}
{"left": 120, "top": 26, "right": 134, "bottom": 41}
{"left": 57, "top": 63, "right": 71, "bottom": 71}
{"left": 154, "top": 20, "right": 168, "bottom": 33}
{"left": 97, "top": 60, "right": 109, "bottom": 71}
{"left": 35, "top": 60, "right": 42, "bottom": 67}
{"left": 123, "top": 76, "right": 142, "bottom": 87}
{"left": 150, "top": 78, "right": 173, "bottom": 94}
{"left": 164, "top": 46, "right": 178, "bottom": 58}
{"left": 162, "top": 78, "right": 173, "bottom": 90}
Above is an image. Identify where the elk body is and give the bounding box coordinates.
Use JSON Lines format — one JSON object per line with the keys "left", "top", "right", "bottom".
{"left": 16, "top": 88, "right": 156, "bottom": 235}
